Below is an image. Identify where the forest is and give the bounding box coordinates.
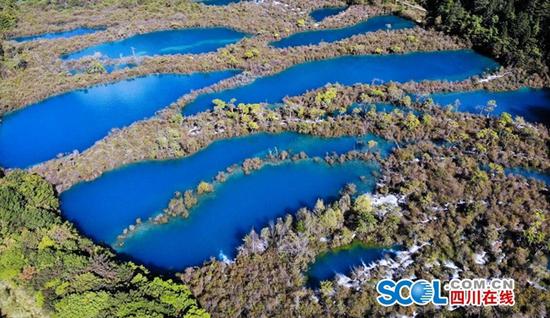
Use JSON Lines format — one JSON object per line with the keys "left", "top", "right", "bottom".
{"left": 421, "top": 0, "right": 550, "bottom": 71}
{"left": 0, "top": 171, "right": 208, "bottom": 317}
{"left": 347, "top": 0, "right": 549, "bottom": 70}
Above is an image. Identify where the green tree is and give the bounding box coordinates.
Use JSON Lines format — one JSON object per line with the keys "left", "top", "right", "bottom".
{"left": 0, "top": 171, "right": 209, "bottom": 317}
{"left": 53, "top": 291, "right": 111, "bottom": 318}
{"left": 0, "top": 0, "right": 18, "bottom": 33}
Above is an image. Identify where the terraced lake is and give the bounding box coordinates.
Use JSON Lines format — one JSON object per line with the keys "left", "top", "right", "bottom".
{"left": 0, "top": 70, "right": 239, "bottom": 168}
{"left": 62, "top": 27, "right": 248, "bottom": 60}
{"left": 61, "top": 132, "right": 390, "bottom": 246}
{"left": 12, "top": 27, "right": 105, "bottom": 42}
{"left": 310, "top": 7, "right": 347, "bottom": 22}
{"left": 183, "top": 50, "right": 499, "bottom": 115}
{"left": 118, "top": 160, "right": 380, "bottom": 270}
{"left": 271, "top": 15, "right": 415, "bottom": 48}
{"left": 307, "top": 242, "right": 395, "bottom": 287}
{"left": 429, "top": 88, "right": 550, "bottom": 126}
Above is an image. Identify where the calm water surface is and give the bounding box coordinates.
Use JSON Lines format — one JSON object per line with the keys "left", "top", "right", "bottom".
{"left": 119, "top": 160, "right": 380, "bottom": 270}
{"left": 0, "top": 71, "right": 239, "bottom": 168}
{"left": 183, "top": 50, "right": 499, "bottom": 115}
{"left": 271, "top": 15, "right": 415, "bottom": 48}
{"left": 307, "top": 242, "right": 395, "bottom": 287}
{"left": 429, "top": 88, "right": 550, "bottom": 126}
{"left": 505, "top": 167, "right": 550, "bottom": 184}
{"left": 61, "top": 132, "right": 390, "bottom": 246}
{"left": 310, "top": 7, "right": 347, "bottom": 22}
{"left": 62, "top": 27, "right": 248, "bottom": 60}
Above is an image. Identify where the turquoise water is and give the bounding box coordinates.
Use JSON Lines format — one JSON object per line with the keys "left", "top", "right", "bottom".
{"left": 307, "top": 242, "right": 395, "bottom": 287}
{"left": 60, "top": 132, "right": 391, "bottom": 246}
{"left": 429, "top": 88, "right": 550, "bottom": 126}
{"left": 505, "top": 167, "right": 550, "bottom": 184}
{"left": 119, "top": 160, "right": 380, "bottom": 270}
{"left": 183, "top": 50, "right": 499, "bottom": 115}
{"left": 310, "top": 7, "right": 347, "bottom": 22}
{"left": 0, "top": 70, "right": 239, "bottom": 168}
{"left": 12, "top": 27, "right": 105, "bottom": 42}
{"left": 62, "top": 27, "right": 248, "bottom": 60}
{"left": 271, "top": 15, "right": 415, "bottom": 48}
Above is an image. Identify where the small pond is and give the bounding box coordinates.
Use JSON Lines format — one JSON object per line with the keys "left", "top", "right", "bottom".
{"left": 307, "top": 242, "right": 396, "bottom": 287}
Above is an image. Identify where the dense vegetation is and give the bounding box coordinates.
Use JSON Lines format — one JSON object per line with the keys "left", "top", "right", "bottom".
{"left": 422, "top": 0, "right": 550, "bottom": 72}
{"left": 0, "top": 170, "right": 209, "bottom": 317}
{"left": 0, "top": 0, "right": 16, "bottom": 33}
{"left": 181, "top": 142, "right": 550, "bottom": 317}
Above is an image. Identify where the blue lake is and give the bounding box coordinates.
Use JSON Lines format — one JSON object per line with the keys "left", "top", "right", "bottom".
{"left": 0, "top": 70, "right": 239, "bottom": 168}
{"left": 183, "top": 50, "right": 499, "bottom": 115}
{"left": 307, "top": 242, "right": 395, "bottom": 287}
{"left": 505, "top": 167, "right": 550, "bottom": 184}
{"left": 12, "top": 27, "right": 105, "bottom": 42}
{"left": 60, "top": 132, "right": 390, "bottom": 246}
{"left": 271, "top": 15, "right": 415, "bottom": 48}
{"left": 62, "top": 27, "right": 248, "bottom": 60}
{"left": 119, "top": 160, "right": 380, "bottom": 270}
{"left": 310, "top": 7, "right": 347, "bottom": 22}
{"left": 429, "top": 88, "right": 550, "bottom": 126}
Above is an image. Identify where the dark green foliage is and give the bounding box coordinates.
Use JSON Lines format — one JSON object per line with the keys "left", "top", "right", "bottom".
{"left": 0, "top": 0, "right": 17, "bottom": 34}
{"left": 0, "top": 171, "right": 59, "bottom": 235}
{"left": 422, "top": 0, "right": 550, "bottom": 71}
{"left": 0, "top": 171, "right": 209, "bottom": 318}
